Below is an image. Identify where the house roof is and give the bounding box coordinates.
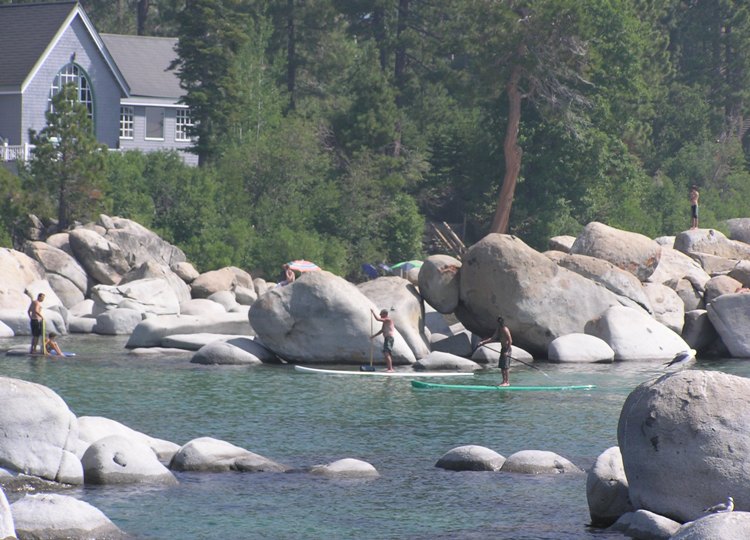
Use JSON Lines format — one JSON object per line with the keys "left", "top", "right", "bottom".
{"left": 101, "top": 34, "right": 183, "bottom": 100}
{"left": 0, "top": 1, "right": 79, "bottom": 89}
{"left": 0, "top": 1, "right": 128, "bottom": 95}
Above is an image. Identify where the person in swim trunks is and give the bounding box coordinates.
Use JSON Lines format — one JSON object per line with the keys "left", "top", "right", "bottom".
{"left": 27, "top": 293, "right": 45, "bottom": 354}
{"left": 689, "top": 185, "right": 699, "bottom": 229}
{"left": 477, "top": 316, "right": 513, "bottom": 386}
{"left": 370, "top": 308, "right": 395, "bottom": 372}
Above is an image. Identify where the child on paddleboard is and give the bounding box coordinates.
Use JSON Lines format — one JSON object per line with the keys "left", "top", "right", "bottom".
{"left": 46, "top": 332, "right": 64, "bottom": 356}
{"left": 477, "top": 316, "right": 513, "bottom": 386}
{"left": 370, "top": 308, "right": 395, "bottom": 372}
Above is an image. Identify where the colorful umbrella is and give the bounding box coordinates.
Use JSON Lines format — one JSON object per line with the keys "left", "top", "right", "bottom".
{"left": 390, "top": 260, "right": 423, "bottom": 272}
{"left": 288, "top": 260, "right": 321, "bottom": 272}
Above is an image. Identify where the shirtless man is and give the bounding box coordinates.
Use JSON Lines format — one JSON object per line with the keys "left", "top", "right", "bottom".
{"left": 27, "top": 293, "right": 45, "bottom": 354}
{"left": 370, "top": 308, "right": 395, "bottom": 372}
{"left": 477, "top": 316, "right": 513, "bottom": 386}
{"left": 689, "top": 185, "right": 700, "bottom": 229}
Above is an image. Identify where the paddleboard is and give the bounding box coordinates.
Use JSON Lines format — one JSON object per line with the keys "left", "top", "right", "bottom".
{"left": 294, "top": 365, "right": 474, "bottom": 377}
{"left": 5, "top": 350, "right": 76, "bottom": 357}
{"left": 411, "top": 380, "right": 595, "bottom": 391}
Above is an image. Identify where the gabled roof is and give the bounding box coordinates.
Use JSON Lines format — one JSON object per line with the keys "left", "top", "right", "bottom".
{"left": 0, "top": 1, "right": 128, "bottom": 94}
{"left": 101, "top": 34, "right": 183, "bottom": 101}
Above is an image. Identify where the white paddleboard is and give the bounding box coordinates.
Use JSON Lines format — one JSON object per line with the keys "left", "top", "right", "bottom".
{"left": 294, "top": 365, "right": 475, "bottom": 377}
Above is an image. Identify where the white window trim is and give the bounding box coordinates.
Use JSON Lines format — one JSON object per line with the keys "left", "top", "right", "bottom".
{"left": 175, "top": 109, "right": 193, "bottom": 142}
{"left": 119, "top": 106, "right": 134, "bottom": 140}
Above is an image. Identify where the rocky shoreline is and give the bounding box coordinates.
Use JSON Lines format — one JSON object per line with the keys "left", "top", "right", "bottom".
{"left": 3, "top": 214, "right": 750, "bottom": 538}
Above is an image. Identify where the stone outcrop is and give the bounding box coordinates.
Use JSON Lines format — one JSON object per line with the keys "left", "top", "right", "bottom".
{"left": 0, "top": 377, "right": 82, "bottom": 484}
{"left": 501, "top": 450, "right": 581, "bottom": 474}
{"left": 249, "top": 271, "right": 416, "bottom": 365}
{"left": 706, "top": 293, "right": 750, "bottom": 357}
{"left": 456, "top": 234, "right": 622, "bottom": 354}
{"left": 169, "top": 437, "right": 287, "bottom": 473}
{"left": 309, "top": 458, "right": 379, "bottom": 478}
{"left": 570, "top": 222, "right": 661, "bottom": 281}
{"left": 548, "top": 333, "right": 614, "bottom": 363}
{"left": 617, "top": 370, "right": 750, "bottom": 521}
{"left": 435, "top": 445, "right": 505, "bottom": 471}
{"left": 417, "top": 255, "right": 462, "bottom": 313}
{"left": 586, "top": 446, "right": 632, "bottom": 527}
{"left": 81, "top": 435, "right": 178, "bottom": 485}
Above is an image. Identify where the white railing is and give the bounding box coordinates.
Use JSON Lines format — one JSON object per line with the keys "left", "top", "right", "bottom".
{"left": 0, "top": 142, "right": 35, "bottom": 162}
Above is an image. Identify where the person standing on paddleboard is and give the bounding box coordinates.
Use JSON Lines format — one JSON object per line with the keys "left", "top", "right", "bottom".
{"left": 477, "top": 316, "right": 513, "bottom": 386}
{"left": 370, "top": 309, "right": 395, "bottom": 372}
{"left": 27, "top": 293, "right": 45, "bottom": 354}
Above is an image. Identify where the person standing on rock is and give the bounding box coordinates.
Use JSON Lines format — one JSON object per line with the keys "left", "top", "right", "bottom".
{"left": 370, "top": 309, "right": 395, "bottom": 372}
{"left": 477, "top": 316, "right": 513, "bottom": 386}
{"left": 27, "top": 293, "right": 45, "bottom": 354}
{"left": 277, "top": 264, "right": 295, "bottom": 287}
{"left": 689, "top": 185, "right": 700, "bottom": 229}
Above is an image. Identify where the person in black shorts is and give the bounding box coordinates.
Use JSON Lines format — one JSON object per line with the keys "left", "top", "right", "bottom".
{"left": 477, "top": 316, "right": 513, "bottom": 386}
{"left": 27, "top": 293, "right": 45, "bottom": 354}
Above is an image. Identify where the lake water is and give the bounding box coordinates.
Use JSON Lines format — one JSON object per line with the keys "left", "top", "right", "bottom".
{"left": 1, "top": 334, "right": 748, "bottom": 540}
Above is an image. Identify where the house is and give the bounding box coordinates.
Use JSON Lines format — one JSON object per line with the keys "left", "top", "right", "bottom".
{"left": 0, "top": 1, "right": 196, "bottom": 166}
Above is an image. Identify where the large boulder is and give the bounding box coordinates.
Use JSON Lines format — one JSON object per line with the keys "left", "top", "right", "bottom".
{"left": 359, "top": 276, "right": 430, "bottom": 359}
{"left": 413, "top": 351, "right": 480, "bottom": 371}
{"left": 585, "top": 306, "right": 691, "bottom": 361}
{"left": 68, "top": 228, "right": 130, "bottom": 285}
{"left": 249, "top": 271, "right": 416, "bottom": 365}
{"left": 642, "top": 282, "right": 685, "bottom": 334}
{"left": 569, "top": 222, "right": 661, "bottom": 281}
{"left": 81, "top": 435, "right": 177, "bottom": 485}
{"left": 558, "top": 253, "right": 652, "bottom": 313}
{"left": 119, "top": 261, "right": 191, "bottom": 305}
{"left": 0, "top": 487, "right": 13, "bottom": 540}
{"left": 586, "top": 446, "right": 632, "bottom": 527}
{"left": 191, "top": 337, "right": 275, "bottom": 365}
{"left": 417, "top": 255, "right": 462, "bottom": 313}
{"left": 671, "top": 512, "right": 750, "bottom": 540}
{"left": 90, "top": 278, "right": 181, "bottom": 316}
{"left": 0, "top": 377, "right": 82, "bottom": 484}
{"left": 93, "top": 308, "right": 143, "bottom": 335}
{"left": 501, "top": 450, "right": 581, "bottom": 474}
{"left": 617, "top": 370, "right": 750, "bottom": 522}
{"left": 682, "top": 310, "right": 718, "bottom": 352}
{"left": 674, "top": 228, "right": 750, "bottom": 260}
{"left": 435, "top": 445, "right": 505, "bottom": 472}
{"left": 76, "top": 416, "right": 179, "bottom": 462}
{"left": 647, "top": 246, "right": 710, "bottom": 293}
{"left": 724, "top": 217, "right": 750, "bottom": 244}
{"left": 456, "top": 234, "right": 622, "bottom": 355}
{"left": 309, "top": 458, "right": 378, "bottom": 478}
{"left": 190, "top": 267, "right": 252, "bottom": 299}
{"left": 706, "top": 293, "right": 750, "bottom": 357}
{"left": 704, "top": 275, "right": 743, "bottom": 305}
{"left": 0, "top": 248, "right": 45, "bottom": 310}
{"left": 10, "top": 493, "right": 124, "bottom": 539}
{"left": 548, "top": 334, "right": 614, "bottom": 363}
{"left": 169, "top": 437, "right": 287, "bottom": 473}
{"left": 24, "top": 241, "right": 89, "bottom": 299}
{"left": 99, "top": 215, "right": 186, "bottom": 268}
{"left": 126, "top": 313, "right": 253, "bottom": 348}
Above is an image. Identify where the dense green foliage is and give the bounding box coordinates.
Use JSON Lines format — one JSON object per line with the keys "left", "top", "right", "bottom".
{"left": 7, "top": 0, "right": 750, "bottom": 279}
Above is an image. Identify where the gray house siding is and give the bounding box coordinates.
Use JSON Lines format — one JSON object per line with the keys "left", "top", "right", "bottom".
{"left": 21, "top": 17, "right": 122, "bottom": 147}
{"left": 0, "top": 94, "right": 22, "bottom": 144}
{"left": 119, "top": 105, "right": 198, "bottom": 165}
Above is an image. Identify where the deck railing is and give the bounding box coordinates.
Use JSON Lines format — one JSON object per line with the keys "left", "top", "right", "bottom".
{"left": 0, "top": 142, "right": 35, "bottom": 162}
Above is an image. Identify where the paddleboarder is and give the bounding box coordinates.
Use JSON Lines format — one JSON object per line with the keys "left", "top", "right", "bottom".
{"left": 370, "top": 308, "right": 395, "bottom": 372}
{"left": 27, "top": 293, "right": 45, "bottom": 354}
{"left": 477, "top": 316, "right": 513, "bottom": 386}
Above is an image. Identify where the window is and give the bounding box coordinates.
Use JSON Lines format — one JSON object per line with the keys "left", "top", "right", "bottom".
{"left": 49, "top": 63, "right": 94, "bottom": 121}
{"left": 119, "top": 106, "right": 134, "bottom": 139}
{"left": 175, "top": 109, "right": 193, "bottom": 141}
{"left": 145, "top": 107, "right": 164, "bottom": 140}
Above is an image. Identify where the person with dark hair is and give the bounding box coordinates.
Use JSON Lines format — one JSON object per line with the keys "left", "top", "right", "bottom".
{"left": 45, "top": 332, "right": 64, "bottom": 356}
{"left": 477, "top": 316, "right": 513, "bottom": 386}
{"left": 27, "top": 293, "right": 45, "bottom": 354}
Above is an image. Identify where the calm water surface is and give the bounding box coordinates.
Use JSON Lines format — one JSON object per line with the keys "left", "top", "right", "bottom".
{"left": 1, "top": 334, "right": 748, "bottom": 540}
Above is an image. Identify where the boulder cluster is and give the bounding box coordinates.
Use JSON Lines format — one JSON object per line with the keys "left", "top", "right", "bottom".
{"left": 6, "top": 215, "right": 750, "bottom": 366}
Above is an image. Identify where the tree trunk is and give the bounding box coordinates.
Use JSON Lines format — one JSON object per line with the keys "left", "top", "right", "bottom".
{"left": 392, "top": 0, "right": 409, "bottom": 157}
{"left": 489, "top": 63, "right": 523, "bottom": 234}
{"left": 137, "top": 0, "right": 149, "bottom": 36}
{"left": 286, "top": 0, "right": 297, "bottom": 110}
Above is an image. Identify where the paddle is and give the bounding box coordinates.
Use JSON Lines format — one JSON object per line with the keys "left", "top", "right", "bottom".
{"left": 475, "top": 344, "right": 550, "bottom": 378}
{"left": 361, "top": 312, "right": 376, "bottom": 371}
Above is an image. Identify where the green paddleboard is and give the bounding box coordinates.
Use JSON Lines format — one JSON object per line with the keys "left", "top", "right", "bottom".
{"left": 410, "top": 380, "right": 595, "bottom": 391}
